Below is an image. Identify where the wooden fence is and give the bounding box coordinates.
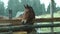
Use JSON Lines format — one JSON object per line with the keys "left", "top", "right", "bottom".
{"left": 0, "top": 18, "right": 60, "bottom": 34}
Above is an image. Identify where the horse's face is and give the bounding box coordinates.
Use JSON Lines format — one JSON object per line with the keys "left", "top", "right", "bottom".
{"left": 25, "top": 8, "right": 29, "bottom": 11}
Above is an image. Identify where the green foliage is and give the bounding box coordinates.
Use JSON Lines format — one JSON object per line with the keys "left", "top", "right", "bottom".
{"left": 22, "top": 0, "right": 46, "bottom": 16}
{"left": 5, "top": 0, "right": 46, "bottom": 17}
{"left": 7, "top": 0, "right": 24, "bottom": 17}
{"left": 47, "top": 4, "right": 50, "bottom": 14}
{"left": 52, "top": 0, "right": 56, "bottom": 12}
{"left": 5, "top": 0, "right": 60, "bottom": 17}
{"left": 33, "top": 0, "right": 46, "bottom": 16}
{"left": 47, "top": 0, "right": 56, "bottom": 14}
{"left": 0, "top": 2, "right": 5, "bottom": 16}
{"left": 56, "top": 7, "right": 60, "bottom": 11}
{"left": 41, "top": 4, "right": 46, "bottom": 15}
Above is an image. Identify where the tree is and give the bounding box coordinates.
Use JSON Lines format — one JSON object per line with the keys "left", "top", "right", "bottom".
{"left": 47, "top": 4, "right": 50, "bottom": 14}
{"left": 51, "top": 0, "right": 56, "bottom": 12}
{"left": 20, "top": 0, "right": 46, "bottom": 16}
{"left": 0, "top": 1, "right": 5, "bottom": 16}
{"left": 47, "top": 0, "right": 56, "bottom": 14}
{"left": 7, "top": 0, "right": 21, "bottom": 17}
{"left": 41, "top": 4, "right": 46, "bottom": 15}
{"left": 56, "top": 7, "right": 60, "bottom": 11}
{"left": 26, "top": 0, "right": 43, "bottom": 16}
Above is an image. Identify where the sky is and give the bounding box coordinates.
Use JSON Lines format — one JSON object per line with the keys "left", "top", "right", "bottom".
{"left": 40, "top": 0, "right": 60, "bottom": 10}
{"left": 1, "top": 0, "right": 8, "bottom": 9}
{"left": 1, "top": 0, "right": 60, "bottom": 9}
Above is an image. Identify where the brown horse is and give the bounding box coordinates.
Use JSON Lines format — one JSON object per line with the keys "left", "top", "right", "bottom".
{"left": 21, "top": 5, "right": 35, "bottom": 25}
{"left": 21, "top": 5, "right": 36, "bottom": 34}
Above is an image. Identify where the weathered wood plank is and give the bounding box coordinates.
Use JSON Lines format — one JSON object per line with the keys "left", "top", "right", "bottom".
{"left": 0, "top": 32, "right": 60, "bottom": 34}
{"left": 0, "top": 24, "right": 60, "bottom": 32}
{"left": 0, "top": 18, "right": 60, "bottom": 25}
{"left": 0, "top": 18, "right": 60, "bottom": 22}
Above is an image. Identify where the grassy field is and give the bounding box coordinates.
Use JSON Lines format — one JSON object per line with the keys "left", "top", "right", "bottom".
{"left": 36, "top": 11, "right": 60, "bottom": 18}
{"left": 36, "top": 11, "right": 60, "bottom": 33}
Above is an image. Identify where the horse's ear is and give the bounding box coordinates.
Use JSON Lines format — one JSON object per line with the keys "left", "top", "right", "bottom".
{"left": 24, "top": 5, "right": 26, "bottom": 8}
{"left": 26, "top": 4, "right": 28, "bottom": 7}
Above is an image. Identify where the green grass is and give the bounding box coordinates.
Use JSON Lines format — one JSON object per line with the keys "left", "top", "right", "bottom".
{"left": 40, "top": 27, "right": 60, "bottom": 33}
{"left": 36, "top": 11, "right": 60, "bottom": 18}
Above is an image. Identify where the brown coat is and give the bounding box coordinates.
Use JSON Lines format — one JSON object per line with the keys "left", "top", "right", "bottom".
{"left": 22, "top": 7, "right": 35, "bottom": 24}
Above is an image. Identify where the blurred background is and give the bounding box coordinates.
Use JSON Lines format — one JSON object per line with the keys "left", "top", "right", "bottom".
{"left": 0, "top": 0, "right": 60, "bottom": 34}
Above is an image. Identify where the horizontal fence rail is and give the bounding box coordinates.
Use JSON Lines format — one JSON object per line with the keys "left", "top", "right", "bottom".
{"left": 0, "top": 32, "right": 60, "bottom": 34}
{"left": 35, "top": 18, "right": 60, "bottom": 22}
{"left": 0, "top": 24, "right": 60, "bottom": 32}
{"left": 38, "top": 32, "right": 60, "bottom": 34}
{"left": 0, "top": 18, "right": 60, "bottom": 34}
{"left": 0, "top": 18, "right": 60, "bottom": 25}
{"left": 0, "top": 32, "right": 12, "bottom": 34}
